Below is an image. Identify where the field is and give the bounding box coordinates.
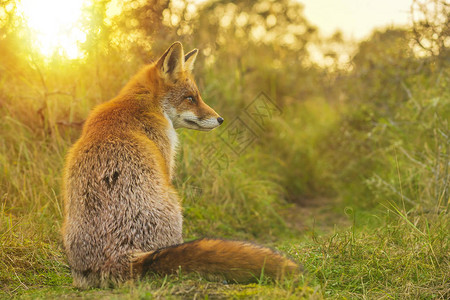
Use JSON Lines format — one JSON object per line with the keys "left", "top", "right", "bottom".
{"left": 1, "top": 0, "right": 449, "bottom": 298}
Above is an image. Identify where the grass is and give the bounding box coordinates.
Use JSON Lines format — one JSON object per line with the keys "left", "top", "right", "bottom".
{"left": 1, "top": 106, "right": 448, "bottom": 298}
{"left": 302, "top": 211, "right": 449, "bottom": 298}
{"left": 2, "top": 194, "right": 448, "bottom": 298}
{"left": 1, "top": 29, "right": 449, "bottom": 299}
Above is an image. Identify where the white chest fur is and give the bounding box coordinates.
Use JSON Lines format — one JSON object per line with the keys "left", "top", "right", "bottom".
{"left": 163, "top": 111, "right": 179, "bottom": 179}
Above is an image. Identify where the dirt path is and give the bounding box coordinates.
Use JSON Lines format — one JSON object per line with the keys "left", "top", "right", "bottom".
{"left": 281, "top": 197, "right": 351, "bottom": 233}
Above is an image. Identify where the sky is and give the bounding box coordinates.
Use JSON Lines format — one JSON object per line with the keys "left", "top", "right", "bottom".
{"left": 299, "top": 0, "right": 413, "bottom": 40}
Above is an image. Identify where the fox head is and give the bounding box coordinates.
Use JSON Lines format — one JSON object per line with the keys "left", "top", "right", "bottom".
{"left": 156, "top": 42, "right": 223, "bottom": 131}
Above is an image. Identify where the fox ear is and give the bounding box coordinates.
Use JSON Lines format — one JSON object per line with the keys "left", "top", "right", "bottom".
{"left": 157, "top": 42, "right": 184, "bottom": 81}
{"left": 184, "top": 49, "right": 198, "bottom": 72}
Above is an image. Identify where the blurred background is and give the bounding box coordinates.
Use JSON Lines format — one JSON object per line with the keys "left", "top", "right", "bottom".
{"left": 0, "top": 0, "right": 449, "bottom": 297}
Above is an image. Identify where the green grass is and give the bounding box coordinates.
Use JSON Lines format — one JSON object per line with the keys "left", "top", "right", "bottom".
{"left": 1, "top": 96, "right": 448, "bottom": 298}
{"left": 1, "top": 25, "right": 449, "bottom": 299}
{"left": 302, "top": 211, "right": 449, "bottom": 298}
{"left": 2, "top": 196, "right": 448, "bottom": 298}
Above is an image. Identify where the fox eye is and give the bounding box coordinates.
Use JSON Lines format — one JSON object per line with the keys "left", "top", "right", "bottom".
{"left": 186, "top": 96, "right": 196, "bottom": 104}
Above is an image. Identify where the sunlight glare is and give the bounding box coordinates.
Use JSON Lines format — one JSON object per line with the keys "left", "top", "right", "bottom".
{"left": 17, "top": 0, "right": 90, "bottom": 59}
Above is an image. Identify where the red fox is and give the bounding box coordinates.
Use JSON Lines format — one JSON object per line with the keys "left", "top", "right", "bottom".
{"left": 62, "top": 42, "right": 299, "bottom": 288}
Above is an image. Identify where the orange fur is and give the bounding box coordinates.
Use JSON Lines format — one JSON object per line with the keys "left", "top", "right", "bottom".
{"left": 132, "top": 238, "right": 300, "bottom": 283}
{"left": 62, "top": 42, "right": 299, "bottom": 288}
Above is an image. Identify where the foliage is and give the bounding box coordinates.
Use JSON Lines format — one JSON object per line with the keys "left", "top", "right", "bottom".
{"left": 411, "top": 0, "right": 450, "bottom": 59}
{"left": 0, "top": 0, "right": 449, "bottom": 298}
{"left": 323, "top": 28, "right": 449, "bottom": 209}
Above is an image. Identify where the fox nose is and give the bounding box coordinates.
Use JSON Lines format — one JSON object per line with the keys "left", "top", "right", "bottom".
{"left": 217, "top": 117, "right": 224, "bottom": 125}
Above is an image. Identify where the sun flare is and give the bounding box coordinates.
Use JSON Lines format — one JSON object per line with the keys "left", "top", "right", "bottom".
{"left": 17, "top": 0, "right": 90, "bottom": 59}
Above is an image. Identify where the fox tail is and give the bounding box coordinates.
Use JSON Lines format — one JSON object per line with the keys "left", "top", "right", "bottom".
{"left": 131, "top": 238, "right": 300, "bottom": 282}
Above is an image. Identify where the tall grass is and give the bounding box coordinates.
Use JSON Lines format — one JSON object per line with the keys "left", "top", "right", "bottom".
{"left": 0, "top": 50, "right": 301, "bottom": 294}
{"left": 1, "top": 25, "right": 449, "bottom": 299}
{"left": 296, "top": 209, "right": 449, "bottom": 298}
